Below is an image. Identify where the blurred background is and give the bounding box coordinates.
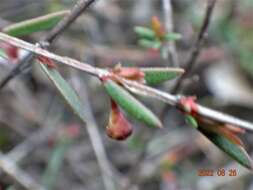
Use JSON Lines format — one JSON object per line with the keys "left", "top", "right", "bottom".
{"left": 0, "top": 0, "right": 253, "bottom": 189}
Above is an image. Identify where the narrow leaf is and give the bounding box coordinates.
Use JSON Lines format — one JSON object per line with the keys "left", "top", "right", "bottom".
{"left": 134, "top": 26, "right": 156, "bottom": 40}
{"left": 185, "top": 115, "right": 198, "bottom": 129}
{"left": 199, "top": 128, "right": 253, "bottom": 170}
{"left": 141, "top": 67, "right": 184, "bottom": 85}
{"left": 103, "top": 79, "right": 162, "bottom": 128}
{"left": 3, "top": 11, "right": 70, "bottom": 37}
{"left": 138, "top": 39, "right": 161, "bottom": 49}
{"left": 164, "top": 33, "right": 182, "bottom": 41}
{"left": 38, "top": 64, "right": 86, "bottom": 123}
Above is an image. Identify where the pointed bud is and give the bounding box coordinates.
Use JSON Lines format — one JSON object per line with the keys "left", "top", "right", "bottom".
{"left": 106, "top": 100, "right": 133, "bottom": 141}
{"left": 151, "top": 16, "right": 166, "bottom": 39}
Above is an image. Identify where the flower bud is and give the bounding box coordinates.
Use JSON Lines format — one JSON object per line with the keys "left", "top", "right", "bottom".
{"left": 106, "top": 100, "right": 133, "bottom": 141}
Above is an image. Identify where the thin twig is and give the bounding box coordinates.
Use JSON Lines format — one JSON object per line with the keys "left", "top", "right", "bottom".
{"left": 43, "top": 0, "right": 97, "bottom": 44}
{"left": 0, "top": 0, "right": 97, "bottom": 90}
{"left": 162, "top": 0, "right": 179, "bottom": 67}
{"left": 71, "top": 72, "right": 118, "bottom": 190}
{"left": 1, "top": 33, "right": 253, "bottom": 132}
{"left": 172, "top": 0, "right": 217, "bottom": 93}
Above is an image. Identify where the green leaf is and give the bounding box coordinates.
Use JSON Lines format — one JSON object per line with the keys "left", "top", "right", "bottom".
{"left": 199, "top": 128, "right": 253, "bottom": 170}
{"left": 103, "top": 79, "right": 162, "bottom": 128}
{"left": 138, "top": 39, "right": 161, "bottom": 49}
{"left": 134, "top": 26, "right": 156, "bottom": 40}
{"left": 164, "top": 32, "right": 182, "bottom": 41}
{"left": 141, "top": 67, "right": 184, "bottom": 85}
{"left": 185, "top": 115, "right": 198, "bottom": 129}
{"left": 39, "top": 64, "right": 86, "bottom": 123}
{"left": 3, "top": 11, "right": 70, "bottom": 37}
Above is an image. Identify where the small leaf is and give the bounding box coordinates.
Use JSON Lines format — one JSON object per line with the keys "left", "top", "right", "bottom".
{"left": 103, "top": 79, "right": 162, "bottom": 128}
{"left": 141, "top": 67, "right": 184, "bottom": 85}
{"left": 199, "top": 128, "right": 253, "bottom": 170}
{"left": 164, "top": 33, "right": 182, "bottom": 41}
{"left": 185, "top": 115, "right": 198, "bottom": 129}
{"left": 38, "top": 64, "right": 86, "bottom": 124}
{"left": 134, "top": 26, "right": 156, "bottom": 40}
{"left": 3, "top": 11, "right": 70, "bottom": 37}
{"left": 138, "top": 39, "right": 161, "bottom": 49}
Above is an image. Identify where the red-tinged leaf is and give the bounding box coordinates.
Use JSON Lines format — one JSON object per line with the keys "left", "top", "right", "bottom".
{"left": 37, "top": 56, "right": 57, "bottom": 68}
{"left": 106, "top": 100, "right": 133, "bottom": 141}
{"left": 151, "top": 16, "right": 166, "bottom": 39}
{"left": 202, "top": 124, "right": 244, "bottom": 146}
{"left": 225, "top": 124, "right": 245, "bottom": 134}
{"left": 199, "top": 127, "right": 253, "bottom": 170}
{"left": 112, "top": 66, "right": 145, "bottom": 82}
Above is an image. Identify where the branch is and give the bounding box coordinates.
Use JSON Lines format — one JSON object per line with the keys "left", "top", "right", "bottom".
{"left": 172, "top": 0, "right": 217, "bottom": 93}
{"left": 0, "top": 0, "right": 97, "bottom": 90}
{"left": 0, "top": 32, "right": 253, "bottom": 132}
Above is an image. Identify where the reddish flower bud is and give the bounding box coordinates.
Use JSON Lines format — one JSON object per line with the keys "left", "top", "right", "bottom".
{"left": 106, "top": 100, "right": 133, "bottom": 141}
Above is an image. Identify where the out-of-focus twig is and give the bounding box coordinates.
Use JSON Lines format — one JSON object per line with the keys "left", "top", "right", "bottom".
{"left": 0, "top": 152, "right": 46, "bottom": 190}
{"left": 0, "top": 0, "right": 97, "bottom": 90}
{"left": 162, "top": 0, "right": 179, "bottom": 67}
{"left": 172, "top": 0, "right": 217, "bottom": 93}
